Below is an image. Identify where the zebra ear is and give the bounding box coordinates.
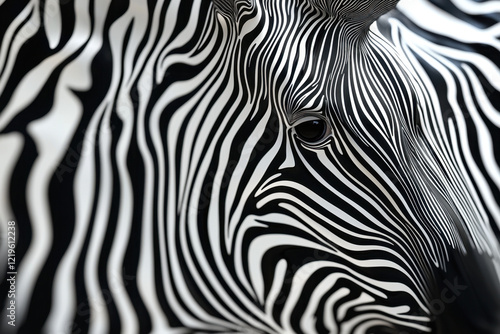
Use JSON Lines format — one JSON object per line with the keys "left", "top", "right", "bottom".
{"left": 212, "top": 0, "right": 398, "bottom": 19}
{"left": 212, "top": 0, "right": 232, "bottom": 16}
{"left": 336, "top": 0, "right": 399, "bottom": 23}
{"left": 305, "top": 0, "right": 399, "bottom": 24}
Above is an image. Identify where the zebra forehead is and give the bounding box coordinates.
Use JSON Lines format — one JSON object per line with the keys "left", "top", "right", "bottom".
{"left": 212, "top": 0, "right": 410, "bottom": 121}
{"left": 237, "top": 31, "right": 415, "bottom": 124}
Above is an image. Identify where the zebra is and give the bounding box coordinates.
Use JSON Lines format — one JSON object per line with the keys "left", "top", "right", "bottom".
{"left": 1, "top": 0, "right": 500, "bottom": 333}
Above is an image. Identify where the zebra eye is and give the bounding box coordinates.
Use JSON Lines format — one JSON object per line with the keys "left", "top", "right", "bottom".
{"left": 294, "top": 117, "right": 330, "bottom": 145}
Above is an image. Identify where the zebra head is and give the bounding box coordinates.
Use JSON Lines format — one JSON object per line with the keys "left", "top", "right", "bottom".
{"left": 3, "top": 0, "right": 500, "bottom": 333}
{"left": 171, "top": 0, "right": 500, "bottom": 333}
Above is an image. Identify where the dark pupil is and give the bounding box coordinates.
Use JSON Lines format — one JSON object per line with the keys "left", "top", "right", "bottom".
{"left": 295, "top": 119, "right": 326, "bottom": 142}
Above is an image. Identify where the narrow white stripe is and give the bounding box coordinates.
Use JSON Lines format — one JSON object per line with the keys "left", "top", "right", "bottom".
{"left": 85, "top": 119, "right": 113, "bottom": 334}
{"left": 44, "top": 0, "right": 62, "bottom": 49}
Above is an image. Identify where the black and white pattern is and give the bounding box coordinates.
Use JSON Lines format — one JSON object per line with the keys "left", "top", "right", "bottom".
{"left": 1, "top": 0, "right": 499, "bottom": 333}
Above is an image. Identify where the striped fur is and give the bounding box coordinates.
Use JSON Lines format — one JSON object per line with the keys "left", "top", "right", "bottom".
{"left": 0, "top": 0, "right": 499, "bottom": 333}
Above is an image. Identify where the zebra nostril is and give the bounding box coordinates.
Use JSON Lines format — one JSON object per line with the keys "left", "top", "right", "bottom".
{"left": 294, "top": 116, "right": 330, "bottom": 144}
